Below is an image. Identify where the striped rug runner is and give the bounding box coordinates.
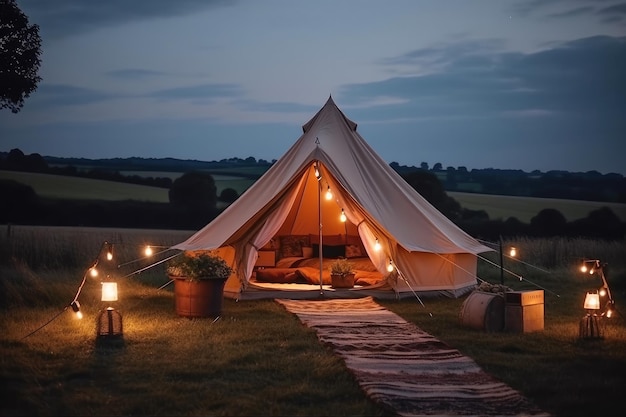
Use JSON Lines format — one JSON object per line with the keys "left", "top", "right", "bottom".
{"left": 276, "top": 296, "right": 549, "bottom": 417}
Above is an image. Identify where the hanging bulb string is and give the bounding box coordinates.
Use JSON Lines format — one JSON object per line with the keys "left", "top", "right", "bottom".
{"left": 477, "top": 254, "right": 524, "bottom": 280}
{"left": 116, "top": 246, "right": 174, "bottom": 268}
{"left": 20, "top": 259, "right": 97, "bottom": 340}
{"left": 476, "top": 254, "right": 560, "bottom": 297}
{"left": 18, "top": 242, "right": 181, "bottom": 340}
{"left": 476, "top": 238, "right": 551, "bottom": 273}
{"left": 119, "top": 251, "right": 181, "bottom": 279}
{"left": 20, "top": 307, "right": 68, "bottom": 341}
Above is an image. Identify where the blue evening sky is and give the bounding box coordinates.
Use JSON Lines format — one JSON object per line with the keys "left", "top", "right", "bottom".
{"left": 1, "top": 0, "right": 625, "bottom": 174}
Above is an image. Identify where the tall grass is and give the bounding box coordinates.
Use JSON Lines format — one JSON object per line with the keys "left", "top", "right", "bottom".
{"left": 1, "top": 226, "right": 625, "bottom": 416}
{"left": 0, "top": 225, "right": 194, "bottom": 270}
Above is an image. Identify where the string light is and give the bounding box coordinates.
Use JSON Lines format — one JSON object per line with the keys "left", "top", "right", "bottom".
{"left": 70, "top": 300, "right": 83, "bottom": 319}
{"left": 325, "top": 185, "right": 332, "bottom": 200}
{"left": 106, "top": 242, "right": 113, "bottom": 261}
{"left": 374, "top": 238, "right": 381, "bottom": 252}
{"left": 90, "top": 267, "right": 98, "bottom": 277}
{"left": 340, "top": 208, "right": 347, "bottom": 222}
{"left": 145, "top": 245, "right": 153, "bottom": 257}
{"left": 509, "top": 247, "right": 516, "bottom": 257}
{"left": 387, "top": 260, "right": 394, "bottom": 272}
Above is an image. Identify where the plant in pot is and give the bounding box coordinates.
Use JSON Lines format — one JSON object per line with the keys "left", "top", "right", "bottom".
{"left": 166, "top": 251, "right": 233, "bottom": 318}
{"left": 330, "top": 257, "right": 355, "bottom": 288}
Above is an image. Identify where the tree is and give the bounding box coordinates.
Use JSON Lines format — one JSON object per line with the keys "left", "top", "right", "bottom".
{"left": 0, "top": 0, "right": 42, "bottom": 113}
{"left": 168, "top": 171, "right": 218, "bottom": 210}
{"left": 219, "top": 187, "right": 239, "bottom": 203}
{"left": 530, "top": 208, "right": 567, "bottom": 236}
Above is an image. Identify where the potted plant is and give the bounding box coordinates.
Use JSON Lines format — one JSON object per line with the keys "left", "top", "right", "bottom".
{"left": 166, "top": 251, "right": 233, "bottom": 318}
{"left": 329, "top": 257, "right": 355, "bottom": 288}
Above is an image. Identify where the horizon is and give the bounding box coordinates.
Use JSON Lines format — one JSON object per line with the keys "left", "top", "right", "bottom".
{"left": 5, "top": 147, "right": 624, "bottom": 177}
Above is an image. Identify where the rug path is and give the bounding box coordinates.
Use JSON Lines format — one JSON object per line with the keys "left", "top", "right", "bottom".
{"left": 276, "top": 296, "right": 549, "bottom": 417}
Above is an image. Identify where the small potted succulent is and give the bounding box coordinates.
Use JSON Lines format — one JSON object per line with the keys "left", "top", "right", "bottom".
{"left": 166, "top": 251, "right": 233, "bottom": 318}
{"left": 329, "top": 257, "right": 355, "bottom": 288}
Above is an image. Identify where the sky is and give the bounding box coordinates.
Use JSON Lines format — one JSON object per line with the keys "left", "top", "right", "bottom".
{"left": 1, "top": 0, "right": 625, "bottom": 175}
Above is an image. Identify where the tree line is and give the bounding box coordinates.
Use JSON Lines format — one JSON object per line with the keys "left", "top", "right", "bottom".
{"left": 0, "top": 148, "right": 624, "bottom": 240}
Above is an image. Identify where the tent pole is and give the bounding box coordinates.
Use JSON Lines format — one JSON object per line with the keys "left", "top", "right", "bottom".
{"left": 316, "top": 161, "right": 323, "bottom": 296}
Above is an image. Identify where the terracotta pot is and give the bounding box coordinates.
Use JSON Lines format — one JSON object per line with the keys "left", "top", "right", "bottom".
{"left": 171, "top": 277, "right": 227, "bottom": 318}
{"left": 331, "top": 273, "right": 355, "bottom": 289}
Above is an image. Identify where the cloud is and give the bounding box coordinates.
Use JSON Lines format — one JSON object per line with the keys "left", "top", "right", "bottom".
{"left": 29, "top": 84, "right": 116, "bottom": 106}
{"left": 596, "top": 2, "right": 626, "bottom": 24}
{"left": 106, "top": 69, "right": 169, "bottom": 80}
{"left": 340, "top": 35, "right": 626, "bottom": 122}
{"left": 511, "top": 0, "right": 626, "bottom": 25}
{"left": 146, "top": 84, "right": 242, "bottom": 101}
{"left": 22, "top": 0, "right": 235, "bottom": 38}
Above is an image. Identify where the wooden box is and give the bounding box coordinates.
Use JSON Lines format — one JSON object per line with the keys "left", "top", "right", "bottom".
{"left": 505, "top": 290, "right": 544, "bottom": 333}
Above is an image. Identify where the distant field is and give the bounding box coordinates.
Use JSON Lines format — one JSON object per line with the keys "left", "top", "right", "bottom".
{"left": 1, "top": 171, "right": 255, "bottom": 201}
{"left": 1, "top": 171, "right": 170, "bottom": 202}
{"left": 2, "top": 170, "right": 624, "bottom": 222}
{"left": 448, "top": 191, "right": 626, "bottom": 223}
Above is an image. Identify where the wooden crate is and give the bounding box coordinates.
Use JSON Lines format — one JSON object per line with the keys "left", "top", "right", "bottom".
{"left": 505, "top": 290, "right": 544, "bottom": 333}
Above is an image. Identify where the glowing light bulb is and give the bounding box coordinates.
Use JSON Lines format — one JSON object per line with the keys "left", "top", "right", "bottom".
{"left": 387, "top": 261, "right": 394, "bottom": 272}
{"left": 599, "top": 288, "right": 607, "bottom": 297}
{"left": 90, "top": 267, "right": 98, "bottom": 277}
{"left": 374, "top": 239, "right": 381, "bottom": 252}
{"left": 509, "top": 247, "right": 516, "bottom": 257}
{"left": 340, "top": 209, "right": 346, "bottom": 222}
{"left": 580, "top": 264, "right": 588, "bottom": 273}
{"left": 70, "top": 300, "right": 83, "bottom": 319}
{"left": 145, "top": 246, "right": 153, "bottom": 256}
{"left": 325, "top": 186, "right": 332, "bottom": 200}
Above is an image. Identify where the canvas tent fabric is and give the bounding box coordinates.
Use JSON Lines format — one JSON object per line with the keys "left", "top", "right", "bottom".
{"left": 171, "top": 96, "right": 493, "bottom": 299}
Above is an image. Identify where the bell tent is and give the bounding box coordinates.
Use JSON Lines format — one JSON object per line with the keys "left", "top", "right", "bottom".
{"left": 171, "top": 96, "right": 493, "bottom": 300}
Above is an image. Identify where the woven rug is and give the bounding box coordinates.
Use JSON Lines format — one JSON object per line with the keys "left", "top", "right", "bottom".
{"left": 276, "top": 296, "right": 549, "bottom": 417}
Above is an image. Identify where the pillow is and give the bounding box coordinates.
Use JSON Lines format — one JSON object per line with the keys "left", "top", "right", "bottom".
{"left": 345, "top": 244, "right": 363, "bottom": 258}
{"left": 312, "top": 244, "right": 345, "bottom": 259}
{"left": 255, "top": 268, "right": 299, "bottom": 283}
{"left": 296, "top": 267, "right": 332, "bottom": 285}
{"left": 302, "top": 246, "right": 314, "bottom": 258}
{"left": 309, "top": 233, "right": 345, "bottom": 246}
{"left": 279, "top": 235, "right": 309, "bottom": 258}
{"left": 347, "top": 235, "right": 367, "bottom": 255}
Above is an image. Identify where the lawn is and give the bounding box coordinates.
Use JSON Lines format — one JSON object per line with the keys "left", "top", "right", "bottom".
{"left": 1, "top": 226, "right": 625, "bottom": 416}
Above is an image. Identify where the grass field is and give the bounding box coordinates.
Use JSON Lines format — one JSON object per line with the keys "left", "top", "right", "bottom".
{"left": 2, "top": 170, "right": 625, "bottom": 223}
{"left": 449, "top": 191, "right": 626, "bottom": 223}
{"left": 0, "top": 227, "right": 625, "bottom": 416}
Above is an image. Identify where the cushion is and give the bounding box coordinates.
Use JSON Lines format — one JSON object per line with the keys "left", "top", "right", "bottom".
{"left": 347, "top": 235, "right": 367, "bottom": 255}
{"left": 312, "top": 244, "right": 345, "bottom": 259}
{"left": 255, "top": 268, "right": 299, "bottom": 283}
{"left": 302, "top": 246, "right": 314, "bottom": 258}
{"left": 309, "top": 233, "right": 345, "bottom": 246}
{"left": 279, "top": 235, "right": 310, "bottom": 258}
{"left": 296, "top": 267, "right": 332, "bottom": 285}
{"left": 345, "top": 244, "right": 363, "bottom": 258}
